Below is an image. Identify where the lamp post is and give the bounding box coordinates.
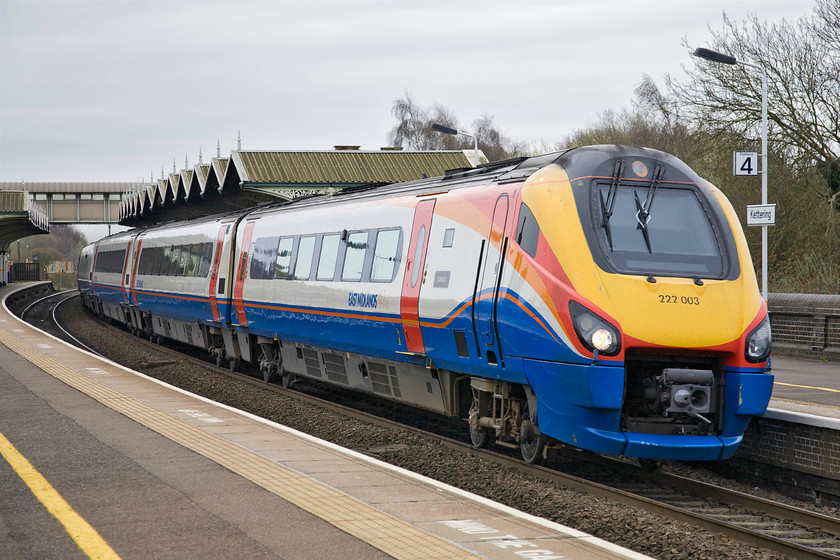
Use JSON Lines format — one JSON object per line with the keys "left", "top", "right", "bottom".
{"left": 431, "top": 123, "right": 479, "bottom": 167}
{"left": 693, "top": 47, "right": 769, "bottom": 301}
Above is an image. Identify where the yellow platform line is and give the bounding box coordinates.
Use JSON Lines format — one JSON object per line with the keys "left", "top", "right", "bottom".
{"left": 0, "top": 327, "right": 481, "bottom": 560}
{"left": 775, "top": 381, "right": 840, "bottom": 394}
{"left": 0, "top": 431, "right": 121, "bottom": 560}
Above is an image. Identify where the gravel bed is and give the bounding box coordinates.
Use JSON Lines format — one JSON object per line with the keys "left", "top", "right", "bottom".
{"left": 53, "top": 296, "right": 798, "bottom": 560}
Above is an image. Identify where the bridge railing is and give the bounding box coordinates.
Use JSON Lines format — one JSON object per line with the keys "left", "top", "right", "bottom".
{"left": 769, "top": 293, "right": 840, "bottom": 362}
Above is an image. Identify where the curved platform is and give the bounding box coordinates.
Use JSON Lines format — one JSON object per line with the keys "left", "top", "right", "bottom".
{"left": 0, "top": 283, "right": 650, "bottom": 560}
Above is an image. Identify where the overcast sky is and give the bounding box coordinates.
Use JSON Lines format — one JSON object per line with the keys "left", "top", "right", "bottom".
{"left": 0, "top": 0, "right": 814, "bottom": 185}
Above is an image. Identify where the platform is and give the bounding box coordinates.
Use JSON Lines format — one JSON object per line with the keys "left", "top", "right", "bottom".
{"left": 0, "top": 283, "right": 649, "bottom": 560}
{"left": 767, "top": 355, "right": 840, "bottom": 428}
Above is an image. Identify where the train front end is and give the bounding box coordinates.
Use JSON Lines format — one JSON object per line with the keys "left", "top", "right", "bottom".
{"left": 520, "top": 146, "right": 773, "bottom": 461}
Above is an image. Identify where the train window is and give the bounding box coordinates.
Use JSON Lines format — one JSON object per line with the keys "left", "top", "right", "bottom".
{"left": 137, "top": 249, "right": 148, "bottom": 275}
{"left": 147, "top": 247, "right": 156, "bottom": 275}
{"left": 342, "top": 231, "right": 368, "bottom": 282}
{"left": 593, "top": 184, "right": 724, "bottom": 277}
{"left": 152, "top": 247, "right": 164, "bottom": 275}
{"left": 293, "top": 235, "right": 316, "bottom": 280}
{"left": 443, "top": 228, "right": 455, "bottom": 248}
{"left": 371, "top": 228, "right": 400, "bottom": 282}
{"left": 95, "top": 250, "right": 105, "bottom": 273}
{"left": 187, "top": 244, "right": 200, "bottom": 276}
{"left": 170, "top": 246, "right": 182, "bottom": 276}
{"left": 145, "top": 247, "right": 155, "bottom": 275}
{"left": 169, "top": 247, "right": 179, "bottom": 276}
{"left": 161, "top": 246, "right": 172, "bottom": 276}
{"left": 145, "top": 249, "right": 154, "bottom": 275}
{"left": 96, "top": 249, "right": 126, "bottom": 274}
{"left": 317, "top": 233, "right": 340, "bottom": 281}
{"left": 250, "top": 236, "right": 280, "bottom": 280}
{"left": 274, "top": 237, "right": 294, "bottom": 279}
{"left": 199, "top": 243, "right": 213, "bottom": 277}
{"left": 142, "top": 248, "right": 152, "bottom": 275}
{"left": 515, "top": 203, "right": 540, "bottom": 258}
{"left": 178, "top": 245, "right": 190, "bottom": 276}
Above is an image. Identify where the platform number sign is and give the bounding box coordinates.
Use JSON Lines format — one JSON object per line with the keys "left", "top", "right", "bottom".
{"left": 734, "top": 151, "right": 758, "bottom": 176}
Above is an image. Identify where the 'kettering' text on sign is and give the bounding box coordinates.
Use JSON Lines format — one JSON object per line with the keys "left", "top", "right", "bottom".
{"left": 746, "top": 204, "right": 776, "bottom": 226}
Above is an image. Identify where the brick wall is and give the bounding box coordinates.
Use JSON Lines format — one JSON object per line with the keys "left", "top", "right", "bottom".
{"left": 737, "top": 414, "right": 840, "bottom": 481}
{"left": 768, "top": 293, "right": 840, "bottom": 362}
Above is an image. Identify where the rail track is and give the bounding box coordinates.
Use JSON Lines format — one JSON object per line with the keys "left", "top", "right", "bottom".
{"left": 16, "top": 287, "right": 840, "bottom": 560}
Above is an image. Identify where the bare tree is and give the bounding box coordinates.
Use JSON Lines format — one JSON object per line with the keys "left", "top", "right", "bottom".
{"left": 387, "top": 93, "right": 529, "bottom": 161}
{"left": 667, "top": 0, "right": 840, "bottom": 209}
{"left": 387, "top": 92, "right": 461, "bottom": 151}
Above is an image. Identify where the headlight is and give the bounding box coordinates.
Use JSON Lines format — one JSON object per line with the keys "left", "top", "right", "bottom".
{"left": 569, "top": 301, "right": 621, "bottom": 356}
{"left": 745, "top": 315, "right": 772, "bottom": 363}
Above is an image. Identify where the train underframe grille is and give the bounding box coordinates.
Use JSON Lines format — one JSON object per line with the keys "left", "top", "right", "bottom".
{"left": 621, "top": 353, "right": 725, "bottom": 436}
{"left": 301, "top": 348, "right": 322, "bottom": 378}
{"left": 368, "top": 362, "right": 402, "bottom": 398}
{"left": 322, "top": 353, "right": 349, "bottom": 385}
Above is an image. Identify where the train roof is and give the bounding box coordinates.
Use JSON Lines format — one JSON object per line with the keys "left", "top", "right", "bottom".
{"left": 91, "top": 145, "right": 699, "bottom": 244}
{"left": 243, "top": 149, "right": 575, "bottom": 218}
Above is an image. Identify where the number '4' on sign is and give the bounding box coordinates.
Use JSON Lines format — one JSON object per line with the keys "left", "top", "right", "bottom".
{"left": 734, "top": 151, "right": 758, "bottom": 176}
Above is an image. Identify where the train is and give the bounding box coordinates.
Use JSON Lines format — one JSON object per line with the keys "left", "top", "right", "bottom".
{"left": 78, "top": 145, "right": 774, "bottom": 464}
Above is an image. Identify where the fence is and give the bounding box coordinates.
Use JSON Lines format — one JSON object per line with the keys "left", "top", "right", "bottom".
{"left": 768, "top": 293, "right": 840, "bottom": 362}
{"left": 11, "top": 262, "right": 42, "bottom": 282}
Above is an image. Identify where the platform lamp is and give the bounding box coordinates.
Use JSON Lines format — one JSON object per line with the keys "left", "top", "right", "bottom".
{"left": 692, "top": 47, "right": 769, "bottom": 301}
{"left": 430, "top": 123, "right": 479, "bottom": 168}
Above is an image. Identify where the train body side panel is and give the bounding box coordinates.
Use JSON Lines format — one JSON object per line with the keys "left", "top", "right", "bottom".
{"left": 235, "top": 201, "right": 413, "bottom": 360}
{"left": 130, "top": 221, "right": 227, "bottom": 325}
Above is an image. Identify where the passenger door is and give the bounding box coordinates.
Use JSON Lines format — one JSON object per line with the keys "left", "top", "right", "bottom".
{"left": 129, "top": 236, "right": 143, "bottom": 305}
{"left": 209, "top": 224, "right": 229, "bottom": 322}
{"left": 232, "top": 221, "right": 255, "bottom": 327}
{"left": 400, "top": 199, "right": 436, "bottom": 354}
{"left": 475, "top": 194, "right": 509, "bottom": 365}
{"left": 121, "top": 236, "right": 137, "bottom": 304}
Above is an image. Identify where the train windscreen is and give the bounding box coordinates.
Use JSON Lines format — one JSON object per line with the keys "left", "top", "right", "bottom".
{"left": 593, "top": 184, "right": 726, "bottom": 278}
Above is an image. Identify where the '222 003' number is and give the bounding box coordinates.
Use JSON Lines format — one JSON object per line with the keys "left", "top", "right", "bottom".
{"left": 659, "top": 295, "right": 700, "bottom": 305}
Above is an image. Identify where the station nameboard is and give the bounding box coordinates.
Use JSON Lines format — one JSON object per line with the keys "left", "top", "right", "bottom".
{"left": 747, "top": 204, "right": 776, "bottom": 226}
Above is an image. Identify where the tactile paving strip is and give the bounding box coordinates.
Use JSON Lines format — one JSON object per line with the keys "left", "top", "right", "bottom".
{"left": 0, "top": 326, "right": 481, "bottom": 560}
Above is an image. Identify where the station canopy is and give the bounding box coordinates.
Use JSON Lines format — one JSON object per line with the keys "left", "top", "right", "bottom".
{"left": 120, "top": 147, "right": 486, "bottom": 227}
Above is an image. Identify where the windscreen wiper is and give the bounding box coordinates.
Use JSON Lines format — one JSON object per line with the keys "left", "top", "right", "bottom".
{"left": 599, "top": 159, "right": 624, "bottom": 250}
{"left": 634, "top": 163, "right": 665, "bottom": 253}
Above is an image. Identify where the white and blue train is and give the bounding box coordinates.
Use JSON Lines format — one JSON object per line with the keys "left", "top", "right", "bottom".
{"left": 78, "top": 146, "right": 774, "bottom": 464}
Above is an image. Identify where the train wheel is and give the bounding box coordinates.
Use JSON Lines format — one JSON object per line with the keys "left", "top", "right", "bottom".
{"left": 519, "top": 403, "right": 544, "bottom": 464}
{"left": 519, "top": 426, "right": 544, "bottom": 465}
{"left": 469, "top": 423, "right": 490, "bottom": 448}
{"left": 229, "top": 357, "right": 240, "bottom": 372}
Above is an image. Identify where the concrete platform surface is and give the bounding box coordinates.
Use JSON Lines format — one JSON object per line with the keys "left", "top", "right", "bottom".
{"left": 0, "top": 283, "right": 650, "bottom": 560}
